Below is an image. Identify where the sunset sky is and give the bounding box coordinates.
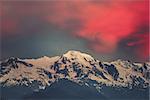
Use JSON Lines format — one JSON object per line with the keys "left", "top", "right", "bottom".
{"left": 1, "top": 0, "right": 149, "bottom": 62}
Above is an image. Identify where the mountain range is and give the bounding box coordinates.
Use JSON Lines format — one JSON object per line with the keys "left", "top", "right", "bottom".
{"left": 0, "top": 50, "right": 149, "bottom": 100}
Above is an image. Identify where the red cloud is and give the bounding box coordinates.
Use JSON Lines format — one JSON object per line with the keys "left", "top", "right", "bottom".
{"left": 44, "top": 1, "right": 149, "bottom": 55}
{"left": 76, "top": 4, "right": 135, "bottom": 53}
{"left": 76, "top": 1, "right": 149, "bottom": 53}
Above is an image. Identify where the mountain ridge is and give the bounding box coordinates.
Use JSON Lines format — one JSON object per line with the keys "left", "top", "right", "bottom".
{"left": 0, "top": 50, "right": 149, "bottom": 92}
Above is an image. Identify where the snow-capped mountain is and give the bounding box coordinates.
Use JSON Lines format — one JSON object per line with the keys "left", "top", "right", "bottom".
{"left": 0, "top": 50, "right": 150, "bottom": 91}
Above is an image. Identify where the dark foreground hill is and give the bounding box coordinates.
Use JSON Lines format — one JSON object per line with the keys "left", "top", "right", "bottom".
{"left": 1, "top": 79, "right": 149, "bottom": 100}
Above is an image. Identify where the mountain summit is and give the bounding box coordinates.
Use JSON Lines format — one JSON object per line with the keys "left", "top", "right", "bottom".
{"left": 0, "top": 50, "right": 149, "bottom": 91}
{"left": 63, "top": 50, "right": 95, "bottom": 61}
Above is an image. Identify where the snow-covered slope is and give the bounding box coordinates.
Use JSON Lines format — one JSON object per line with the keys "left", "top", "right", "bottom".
{"left": 0, "top": 50, "right": 149, "bottom": 91}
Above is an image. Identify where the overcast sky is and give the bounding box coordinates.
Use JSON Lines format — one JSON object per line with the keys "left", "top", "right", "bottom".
{"left": 1, "top": 0, "right": 149, "bottom": 62}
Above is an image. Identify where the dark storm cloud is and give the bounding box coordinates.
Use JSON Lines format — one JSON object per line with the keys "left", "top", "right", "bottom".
{"left": 1, "top": 0, "right": 149, "bottom": 62}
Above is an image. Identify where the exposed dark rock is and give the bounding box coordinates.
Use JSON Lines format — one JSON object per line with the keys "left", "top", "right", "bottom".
{"left": 43, "top": 70, "right": 52, "bottom": 79}
{"left": 104, "top": 64, "right": 119, "bottom": 81}
{"left": 56, "top": 66, "right": 69, "bottom": 77}
{"left": 92, "top": 66, "right": 107, "bottom": 79}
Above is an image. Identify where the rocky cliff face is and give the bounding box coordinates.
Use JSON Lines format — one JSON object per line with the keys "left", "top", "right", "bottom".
{"left": 0, "top": 50, "right": 149, "bottom": 91}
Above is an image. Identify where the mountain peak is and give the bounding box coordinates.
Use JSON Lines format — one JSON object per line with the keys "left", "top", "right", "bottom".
{"left": 63, "top": 50, "right": 95, "bottom": 62}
